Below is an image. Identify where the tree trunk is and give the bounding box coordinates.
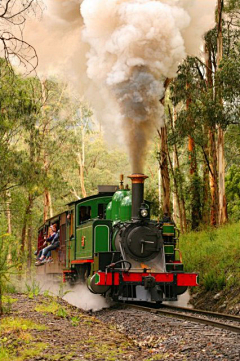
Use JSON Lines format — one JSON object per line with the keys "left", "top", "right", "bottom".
{"left": 21, "top": 196, "right": 34, "bottom": 257}
{"left": 172, "top": 149, "right": 178, "bottom": 225}
{"left": 167, "top": 144, "right": 183, "bottom": 232}
{"left": 5, "top": 190, "right": 13, "bottom": 262}
{"left": 209, "top": 129, "right": 219, "bottom": 226}
{"left": 202, "top": 127, "right": 210, "bottom": 225}
{"left": 205, "top": 41, "right": 219, "bottom": 226}
{"left": 43, "top": 188, "right": 53, "bottom": 222}
{"left": 188, "top": 135, "right": 202, "bottom": 229}
{"left": 0, "top": 279, "right": 2, "bottom": 315}
{"left": 79, "top": 125, "right": 87, "bottom": 198}
{"left": 5, "top": 190, "right": 11, "bottom": 234}
{"left": 42, "top": 79, "right": 54, "bottom": 223}
{"left": 217, "top": 0, "right": 228, "bottom": 224}
{"left": 186, "top": 89, "right": 201, "bottom": 229}
{"left": 158, "top": 126, "right": 171, "bottom": 217}
{"left": 218, "top": 128, "right": 227, "bottom": 223}
{"left": 157, "top": 142, "right": 162, "bottom": 215}
{"left": 75, "top": 123, "right": 87, "bottom": 199}
{"left": 21, "top": 212, "right": 28, "bottom": 256}
{"left": 172, "top": 108, "right": 178, "bottom": 225}
{"left": 157, "top": 79, "right": 172, "bottom": 218}
{"left": 27, "top": 195, "right": 34, "bottom": 271}
{"left": 168, "top": 106, "right": 187, "bottom": 232}
{"left": 21, "top": 124, "right": 35, "bottom": 258}
{"left": 79, "top": 162, "right": 87, "bottom": 199}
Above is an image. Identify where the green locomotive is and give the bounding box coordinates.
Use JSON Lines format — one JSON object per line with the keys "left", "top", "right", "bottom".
{"left": 37, "top": 174, "right": 198, "bottom": 303}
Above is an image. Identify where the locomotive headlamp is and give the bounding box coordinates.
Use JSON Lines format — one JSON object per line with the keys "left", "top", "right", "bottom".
{"left": 140, "top": 203, "right": 149, "bottom": 218}
{"left": 141, "top": 208, "right": 148, "bottom": 218}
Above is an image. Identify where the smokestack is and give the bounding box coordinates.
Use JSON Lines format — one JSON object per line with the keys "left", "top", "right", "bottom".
{"left": 128, "top": 173, "right": 148, "bottom": 220}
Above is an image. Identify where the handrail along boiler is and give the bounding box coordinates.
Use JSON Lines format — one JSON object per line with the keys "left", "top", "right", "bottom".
{"left": 37, "top": 174, "right": 198, "bottom": 303}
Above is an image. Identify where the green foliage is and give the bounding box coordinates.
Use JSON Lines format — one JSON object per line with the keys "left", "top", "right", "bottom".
{"left": 224, "top": 0, "right": 240, "bottom": 13}
{"left": 226, "top": 165, "right": 240, "bottom": 221}
{"left": 168, "top": 5, "right": 240, "bottom": 229}
{"left": 203, "top": 270, "right": 226, "bottom": 291}
{"left": 25, "top": 280, "right": 41, "bottom": 299}
{"left": 57, "top": 307, "right": 68, "bottom": 318}
{"left": 70, "top": 316, "right": 80, "bottom": 327}
{"left": 0, "top": 216, "right": 19, "bottom": 313}
{"left": 43, "top": 290, "right": 50, "bottom": 297}
{"left": 0, "top": 317, "right": 47, "bottom": 331}
{"left": 4, "top": 282, "right": 17, "bottom": 294}
{"left": 180, "top": 223, "right": 240, "bottom": 292}
{"left": 35, "top": 301, "right": 59, "bottom": 314}
{"left": 1, "top": 295, "right": 18, "bottom": 314}
{"left": 35, "top": 300, "right": 68, "bottom": 318}
{"left": 2, "top": 295, "right": 18, "bottom": 304}
{"left": 0, "top": 342, "right": 48, "bottom": 361}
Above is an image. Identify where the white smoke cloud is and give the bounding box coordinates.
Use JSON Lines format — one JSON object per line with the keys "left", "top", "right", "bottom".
{"left": 81, "top": 0, "right": 216, "bottom": 171}
{"left": 24, "top": 0, "right": 85, "bottom": 80}
{"left": 23, "top": 0, "right": 216, "bottom": 172}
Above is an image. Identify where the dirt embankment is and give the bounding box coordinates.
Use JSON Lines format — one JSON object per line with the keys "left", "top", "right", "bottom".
{"left": 190, "top": 287, "right": 240, "bottom": 315}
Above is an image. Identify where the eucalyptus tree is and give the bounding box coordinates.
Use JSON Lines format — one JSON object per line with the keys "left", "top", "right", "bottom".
{"left": 0, "top": 0, "right": 42, "bottom": 73}
{"left": 170, "top": 1, "right": 240, "bottom": 228}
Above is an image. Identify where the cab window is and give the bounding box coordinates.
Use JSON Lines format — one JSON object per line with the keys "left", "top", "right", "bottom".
{"left": 98, "top": 204, "right": 107, "bottom": 219}
{"left": 79, "top": 206, "right": 91, "bottom": 224}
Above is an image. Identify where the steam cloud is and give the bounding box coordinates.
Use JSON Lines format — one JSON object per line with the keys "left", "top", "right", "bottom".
{"left": 25, "top": 0, "right": 216, "bottom": 172}
{"left": 35, "top": 275, "right": 110, "bottom": 311}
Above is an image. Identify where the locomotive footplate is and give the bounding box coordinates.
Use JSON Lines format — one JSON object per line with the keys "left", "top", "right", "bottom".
{"left": 94, "top": 271, "right": 199, "bottom": 287}
{"left": 88, "top": 270, "right": 199, "bottom": 301}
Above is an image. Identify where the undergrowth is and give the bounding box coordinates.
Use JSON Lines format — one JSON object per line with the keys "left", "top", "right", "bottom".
{"left": 180, "top": 222, "right": 240, "bottom": 292}
{"left": 35, "top": 300, "right": 68, "bottom": 318}
{"left": 0, "top": 317, "right": 48, "bottom": 361}
{"left": 0, "top": 317, "right": 47, "bottom": 332}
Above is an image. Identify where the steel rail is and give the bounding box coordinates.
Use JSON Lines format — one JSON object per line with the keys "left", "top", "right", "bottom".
{"left": 161, "top": 304, "right": 240, "bottom": 323}
{"left": 124, "top": 304, "right": 240, "bottom": 334}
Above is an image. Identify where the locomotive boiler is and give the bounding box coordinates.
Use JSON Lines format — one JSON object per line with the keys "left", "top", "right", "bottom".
{"left": 36, "top": 174, "right": 198, "bottom": 304}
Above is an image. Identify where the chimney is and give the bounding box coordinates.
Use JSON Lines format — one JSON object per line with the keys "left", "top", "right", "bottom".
{"left": 128, "top": 174, "right": 148, "bottom": 220}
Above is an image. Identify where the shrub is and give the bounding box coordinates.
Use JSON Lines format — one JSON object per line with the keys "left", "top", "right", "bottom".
{"left": 0, "top": 232, "right": 19, "bottom": 314}
{"left": 180, "top": 222, "right": 240, "bottom": 293}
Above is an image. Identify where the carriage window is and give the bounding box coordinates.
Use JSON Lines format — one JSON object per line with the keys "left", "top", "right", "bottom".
{"left": 79, "top": 206, "right": 91, "bottom": 224}
{"left": 98, "top": 204, "right": 106, "bottom": 219}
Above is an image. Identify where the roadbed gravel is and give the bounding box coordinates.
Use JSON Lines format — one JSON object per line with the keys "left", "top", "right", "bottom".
{"left": 95, "top": 305, "right": 240, "bottom": 360}
{"left": 1, "top": 294, "right": 239, "bottom": 360}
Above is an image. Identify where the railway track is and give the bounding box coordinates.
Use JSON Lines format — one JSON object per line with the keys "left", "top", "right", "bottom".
{"left": 124, "top": 303, "right": 240, "bottom": 334}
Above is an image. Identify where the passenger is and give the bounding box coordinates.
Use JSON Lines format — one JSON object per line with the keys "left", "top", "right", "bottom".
{"left": 36, "top": 248, "right": 51, "bottom": 261}
{"left": 35, "top": 228, "right": 54, "bottom": 265}
{"left": 36, "top": 225, "right": 60, "bottom": 264}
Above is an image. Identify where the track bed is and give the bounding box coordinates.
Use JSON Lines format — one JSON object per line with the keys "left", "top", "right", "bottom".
{"left": 95, "top": 304, "right": 240, "bottom": 360}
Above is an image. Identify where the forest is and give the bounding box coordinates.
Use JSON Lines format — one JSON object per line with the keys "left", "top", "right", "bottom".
{"left": 0, "top": 2, "right": 239, "bottom": 361}
{"left": 0, "top": 0, "right": 239, "bottom": 295}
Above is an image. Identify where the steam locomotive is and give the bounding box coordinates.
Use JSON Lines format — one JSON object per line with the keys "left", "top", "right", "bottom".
{"left": 37, "top": 174, "right": 198, "bottom": 303}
